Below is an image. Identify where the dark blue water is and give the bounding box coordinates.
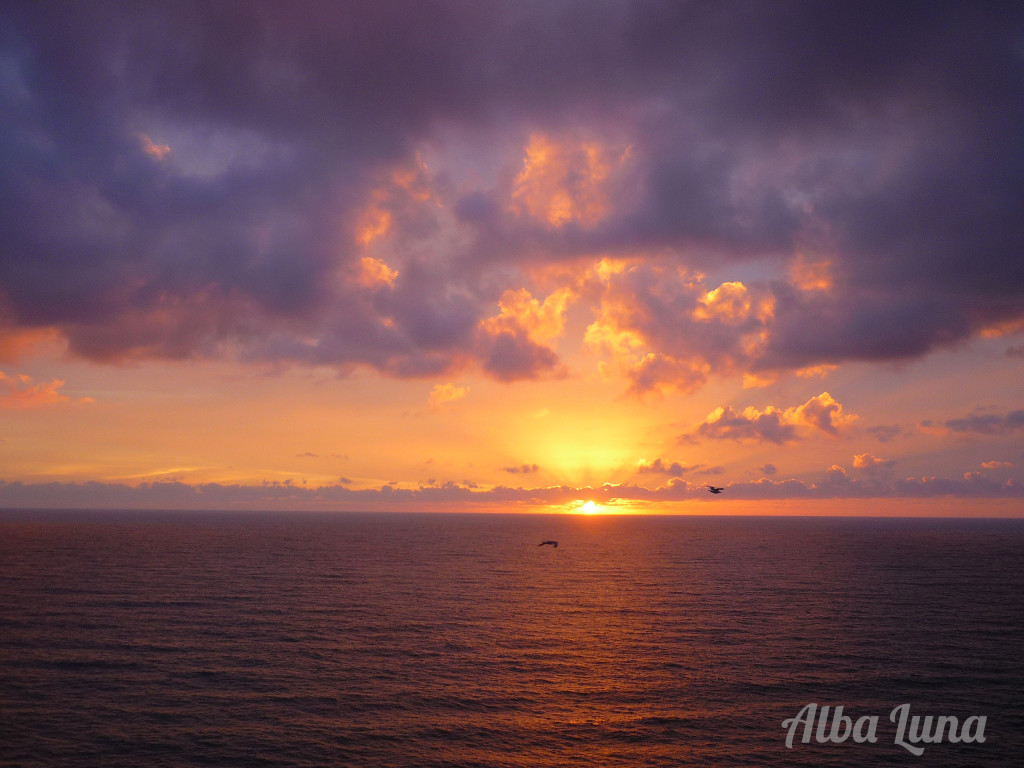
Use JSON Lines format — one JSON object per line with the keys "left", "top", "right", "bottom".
{"left": 0, "top": 511, "right": 1021, "bottom": 767}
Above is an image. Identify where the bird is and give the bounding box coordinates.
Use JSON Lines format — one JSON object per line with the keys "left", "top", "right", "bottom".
{"left": 538, "top": 540, "right": 559, "bottom": 547}
{"left": 707, "top": 486, "right": 724, "bottom": 494}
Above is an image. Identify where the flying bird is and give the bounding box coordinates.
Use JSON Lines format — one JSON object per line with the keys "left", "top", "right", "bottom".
{"left": 707, "top": 486, "right": 724, "bottom": 494}
{"left": 538, "top": 540, "right": 559, "bottom": 547}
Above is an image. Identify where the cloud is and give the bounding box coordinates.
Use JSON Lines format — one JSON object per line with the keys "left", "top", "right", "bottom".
{"left": 584, "top": 260, "right": 773, "bottom": 394}
{"left": 943, "top": 410, "right": 1024, "bottom": 436}
{"left": 759, "top": 464, "right": 777, "bottom": 476}
{"left": 853, "top": 453, "right": 895, "bottom": 470}
{"left": 1, "top": 462, "right": 1022, "bottom": 513}
{"left": 688, "top": 392, "right": 855, "bottom": 444}
{"left": 0, "top": 371, "right": 90, "bottom": 408}
{"left": 477, "top": 330, "right": 562, "bottom": 382}
{"left": 852, "top": 453, "right": 896, "bottom": 481}
{"left": 509, "top": 133, "right": 628, "bottom": 228}
{"left": 428, "top": 382, "right": 468, "bottom": 408}
{"left": 787, "top": 392, "right": 856, "bottom": 434}
{"left": 636, "top": 458, "right": 697, "bottom": 477}
{"left": 0, "top": 328, "right": 62, "bottom": 362}
{"left": 137, "top": 133, "right": 171, "bottom": 161}
{"left": 356, "top": 257, "right": 399, "bottom": 289}
{"left": 475, "top": 287, "right": 571, "bottom": 381}
{"left": 981, "top": 461, "right": 1013, "bottom": 470}
{"left": 694, "top": 405, "right": 794, "bottom": 444}
{"left": 502, "top": 464, "right": 539, "bottom": 474}
{"left": 0, "top": 2, "right": 1022, "bottom": 390}
{"left": 868, "top": 425, "right": 902, "bottom": 443}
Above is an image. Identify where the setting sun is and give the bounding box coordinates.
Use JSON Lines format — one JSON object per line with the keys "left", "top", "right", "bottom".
{"left": 579, "top": 500, "right": 600, "bottom": 515}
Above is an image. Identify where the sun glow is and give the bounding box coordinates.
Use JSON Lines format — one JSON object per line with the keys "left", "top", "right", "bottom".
{"left": 578, "top": 500, "right": 600, "bottom": 515}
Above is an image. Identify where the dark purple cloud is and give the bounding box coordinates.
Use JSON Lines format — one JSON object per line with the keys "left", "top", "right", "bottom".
{"left": 503, "top": 464, "right": 539, "bottom": 474}
{"left": 868, "top": 425, "right": 903, "bottom": 443}
{"left": 1, "top": 1, "right": 1022, "bottom": 385}
{"left": 478, "top": 330, "right": 562, "bottom": 382}
{"left": 696, "top": 406, "right": 796, "bottom": 444}
{"left": 1, "top": 466, "right": 1021, "bottom": 511}
{"left": 943, "top": 410, "right": 1024, "bottom": 436}
{"left": 636, "top": 459, "right": 697, "bottom": 478}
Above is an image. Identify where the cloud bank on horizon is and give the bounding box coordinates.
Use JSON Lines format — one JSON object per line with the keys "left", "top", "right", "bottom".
{"left": 0, "top": 460, "right": 1020, "bottom": 514}
{"left": 1, "top": 1, "right": 1022, "bottom": 508}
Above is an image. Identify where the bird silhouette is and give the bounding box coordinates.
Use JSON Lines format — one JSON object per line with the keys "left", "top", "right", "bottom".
{"left": 707, "top": 486, "right": 724, "bottom": 494}
{"left": 538, "top": 540, "right": 559, "bottom": 547}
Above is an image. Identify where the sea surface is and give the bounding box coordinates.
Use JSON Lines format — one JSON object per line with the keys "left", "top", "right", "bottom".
{"left": 0, "top": 511, "right": 1021, "bottom": 767}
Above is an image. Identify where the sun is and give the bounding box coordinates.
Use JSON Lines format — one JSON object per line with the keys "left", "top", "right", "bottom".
{"left": 565, "top": 499, "right": 615, "bottom": 515}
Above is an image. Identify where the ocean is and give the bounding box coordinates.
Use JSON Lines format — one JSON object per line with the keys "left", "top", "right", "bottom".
{"left": 0, "top": 511, "right": 1021, "bottom": 767}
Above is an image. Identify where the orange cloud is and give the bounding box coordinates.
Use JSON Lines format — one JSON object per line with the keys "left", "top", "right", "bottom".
{"left": 355, "top": 205, "right": 393, "bottom": 246}
{"left": 789, "top": 254, "right": 833, "bottom": 292}
{"left": 475, "top": 286, "right": 573, "bottom": 380}
{"left": 621, "top": 353, "right": 711, "bottom": 397}
{"left": 789, "top": 392, "right": 857, "bottom": 434}
{"left": 796, "top": 363, "right": 838, "bottom": 379}
{"left": 357, "top": 256, "right": 398, "bottom": 289}
{"left": 690, "top": 392, "right": 856, "bottom": 443}
{"left": 978, "top": 317, "right": 1024, "bottom": 338}
{"left": 584, "top": 259, "right": 774, "bottom": 395}
{"left": 693, "top": 281, "right": 773, "bottom": 325}
{"left": 479, "top": 287, "right": 573, "bottom": 346}
{"left": 585, "top": 260, "right": 700, "bottom": 393}
{"left": 511, "top": 133, "right": 627, "bottom": 227}
{"left": 137, "top": 133, "right": 171, "bottom": 161}
{"left": 353, "top": 154, "right": 436, "bottom": 247}
{"left": 390, "top": 155, "right": 434, "bottom": 203}
{"left": 0, "top": 327, "right": 63, "bottom": 362}
{"left": 0, "top": 371, "right": 89, "bottom": 408}
{"left": 853, "top": 453, "right": 895, "bottom": 470}
{"left": 429, "top": 382, "right": 468, "bottom": 407}
{"left": 742, "top": 371, "right": 778, "bottom": 388}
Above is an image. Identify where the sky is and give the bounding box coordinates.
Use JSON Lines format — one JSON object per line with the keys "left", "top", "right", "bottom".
{"left": 1, "top": 0, "right": 1023, "bottom": 515}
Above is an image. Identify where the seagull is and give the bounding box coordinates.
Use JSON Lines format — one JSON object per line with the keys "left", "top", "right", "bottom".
{"left": 538, "top": 540, "right": 559, "bottom": 547}
{"left": 707, "top": 486, "right": 724, "bottom": 494}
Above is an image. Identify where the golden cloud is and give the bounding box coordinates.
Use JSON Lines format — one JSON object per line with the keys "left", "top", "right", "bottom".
{"left": 789, "top": 254, "right": 833, "bottom": 292}
{"left": 479, "top": 287, "right": 573, "bottom": 346}
{"left": 429, "top": 382, "right": 468, "bottom": 408}
{"left": 692, "top": 392, "right": 856, "bottom": 443}
{"left": 511, "top": 133, "right": 628, "bottom": 227}
{"left": 356, "top": 256, "right": 399, "bottom": 289}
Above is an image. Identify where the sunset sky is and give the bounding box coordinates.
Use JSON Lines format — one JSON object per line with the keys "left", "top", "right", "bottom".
{"left": 1, "top": 1, "right": 1022, "bottom": 514}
